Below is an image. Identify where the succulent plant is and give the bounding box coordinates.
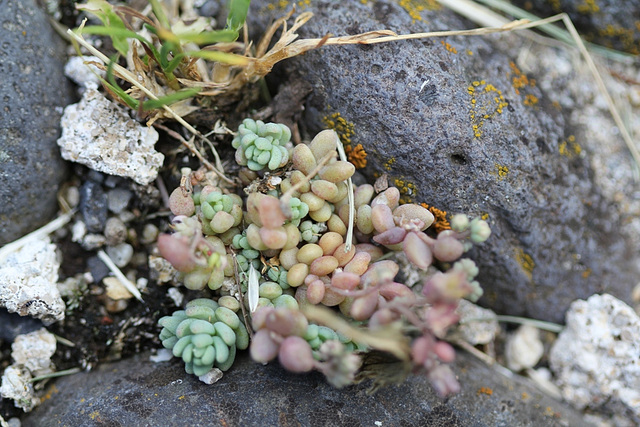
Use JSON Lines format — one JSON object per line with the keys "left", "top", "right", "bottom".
{"left": 232, "top": 118, "right": 291, "bottom": 171}
{"left": 158, "top": 298, "right": 249, "bottom": 376}
{"left": 156, "top": 121, "right": 493, "bottom": 396}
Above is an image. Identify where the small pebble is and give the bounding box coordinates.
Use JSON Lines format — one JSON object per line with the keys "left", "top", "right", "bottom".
{"left": 80, "top": 180, "right": 108, "bottom": 233}
{"left": 168, "top": 287, "right": 184, "bottom": 306}
{"left": 198, "top": 368, "right": 224, "bottom": 385}
{"left": 104, "top": 217, "right": 127, "bottom": 246}
{"left": 140, "top": 223, "right": 159, "bottom": 245}
{"left": 505, "top": 324, "right": 543, "bottom": 372}
{"left": 81, "top": 234, "right": 106, "bottom": 250}
{"left": 107, "top": 188, "right": 133, "bottom": 214}
{"left": 87, "top": 256, "right": 110, "bottom": 283}
{"left": 106, "top": 243, "right": 134, "bottom": 267}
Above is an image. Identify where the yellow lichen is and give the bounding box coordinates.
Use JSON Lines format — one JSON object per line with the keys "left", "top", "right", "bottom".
{"left": 396, "top": 0, "right": 440, "bottom": 21}
{"left": 421, "top": 203, "right": 451, "bottom": 233}
{"left": 323, "top": 111, "right": 355, "bottom": 146}
{"left": 495, "top": 164, "right": 509, "bottom": 180}
{"left": 558, "top": 135, "right": 581, "bottom": 157}
{"left": 395, "top": 178, "right": 417, "bottom": 203}
{"left": 515, "top": 248, "right": 535, "bottom": 280}
{"left": 468, "top": 80, "right": 508, "bottom": 138}
{"left": 577, "top": 0, "right": 600, "bottom": 14}
{"left": 323, "top": 111, "right": 366, "bottom": 168}
{"left": 481, "top": 212, "right": 489, "bottom": 221}
{"left": 384, "top": 157, "right": 396, "bottom": 171}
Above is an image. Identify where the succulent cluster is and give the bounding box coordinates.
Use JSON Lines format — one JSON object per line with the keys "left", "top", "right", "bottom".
{"left": 156, "top": 119, "right": 491, "bottom": 395}
{"left": 250, "top": 307, "right": 362, "bottom": 388}
{"left": 232, "top": 119, "right": 292, "bottom": 171}
{"left": 158, "top": 298, "right": 249, "bottom": 375}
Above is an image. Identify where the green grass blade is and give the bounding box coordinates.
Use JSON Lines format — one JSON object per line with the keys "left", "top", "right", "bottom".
{"left": 226, "top": 0, "right": 251, "bottom": 35}
{"left": 176, "top": 29, "right": 240, "bottom": 44}
{"left": 104, "top": 56, "right": 139, "bottom": 109}
{"left": 148, "top": 0, "right": 170, "bottom": 29}
{"left": 77, "top": 0, "right": 130, "bottom": 55}
{"left": 142, "top": 88, "right": 202, "bottom": 110}
{"left": 186, "top": 50, "right": 249, "bottom": 65}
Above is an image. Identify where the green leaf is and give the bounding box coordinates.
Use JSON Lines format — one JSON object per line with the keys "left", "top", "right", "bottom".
{"left": 102, "top": 56, "right": 139, "bottom": 109}
{"left": 76, "top": 0, "right": 130, "bottom": 56}
{"left": 226, "top": 0, "right": 251, "bottom": 36}
{"left": 186, "top": 50, "right": 249, "bottom": 65}
{"left": 148, "top": 0, "right": 170, "bottom": 29}
{"left": 175, "top": 29, "right": 240, "bottom": 45}
{"left": 142, "top": 88, "right": 202, "bottom": 111}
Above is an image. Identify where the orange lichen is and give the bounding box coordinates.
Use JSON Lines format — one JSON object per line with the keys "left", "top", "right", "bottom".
{"left": 477, "top": 387, "right": 494, "bottom": 396}
{"left": 582, "top": 268, "right": 592, "bottom": 279}
{"left": 524, "top": 94, "right": 539, "bottom": 106}
{"left": 441, "top": 40, "right": 458, "bottom": 54}
{"left": 421, "top": 203, "right": 451, "bottom": 233}
{"left": 345, "top": 143, "right": 367, "bottom": 169}
{"left": 323, "top": 111, "right": 366, "bottom": 168}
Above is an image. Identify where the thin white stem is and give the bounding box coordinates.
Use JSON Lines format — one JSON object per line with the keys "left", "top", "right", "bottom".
{"left": 335, "top": 138, "right": 355, "bottom": 252}
{"left": 97, "top": 250, "right": 144, "bottom": 302}
{"left": 0, "top": 209, "right": 76, "bottom": 263}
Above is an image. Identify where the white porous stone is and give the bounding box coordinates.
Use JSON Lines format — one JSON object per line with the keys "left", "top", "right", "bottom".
{"left": 198, "top": 368, "right": 223, "bottom": 385}
{"left": 505, "top": 324, "right": 544, "bottom": 372}
{"left": 0, "top": 238, "right": 65, "bottom": 323}
{"left": 456, "top": 299, "right": 499, "bottom": 345}
{"left": 57, "top": 88, "right": 163, "bottom": 185}
{"left": 63, "top": 55, "right": 104, "bottom": 89}
{"left": 168, "top": 287, "right": 184, "bottom": 306}
{"left": 0, "top": 365, "right": 38, "bottom": 412}
{"left": 550, "top": 294, "right": 640, "bottom": 422}
{"left": 11, "top": 329, "right": 56, "bottom": 377}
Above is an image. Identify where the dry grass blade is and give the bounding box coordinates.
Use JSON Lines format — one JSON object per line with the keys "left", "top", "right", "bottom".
{"left": 302, "top": 305, "right": 411, "bottom": 361}
{"left": 67, "top": 27, "right": 228, "bottom": 176}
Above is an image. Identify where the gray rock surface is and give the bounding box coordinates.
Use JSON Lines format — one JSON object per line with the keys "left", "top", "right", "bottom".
{"left": 0, "top": 0, "right": 74, "bottom": 245}
{"left": 247, "top": 0, "right": 640, "bottom": 322}
{"left": 510, "top": 0, "right": 640, "bottom": 55}
{"left": 22, "top": 350, "right": 589, "bottom": 426}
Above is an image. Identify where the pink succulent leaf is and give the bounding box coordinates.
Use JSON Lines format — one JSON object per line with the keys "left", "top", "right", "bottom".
{"left": 372, "top": 227, "right": 407, "bottom": 245}
{"left": 403, "top": 232, "right": 433, "bottom": 270}
{"left": 157, "top": 234, "right": 196, "bottom": 272}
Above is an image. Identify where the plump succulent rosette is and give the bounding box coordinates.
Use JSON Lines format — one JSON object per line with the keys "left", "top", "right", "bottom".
{"left": 158, "top": 298, "right": 249, "bottom": 375}
{"left": 232, "top": 119, "right": 292, "bottom": 171}
{"left": 155, "top": 121, "right": 492, "bottom": 396}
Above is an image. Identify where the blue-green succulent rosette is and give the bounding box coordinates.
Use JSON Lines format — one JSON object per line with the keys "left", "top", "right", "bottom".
{"left": 232, "top": 118, "right": 291, "bottom": 171}
{"left": 158, "top": 298, "right": 249, "bottom": 375}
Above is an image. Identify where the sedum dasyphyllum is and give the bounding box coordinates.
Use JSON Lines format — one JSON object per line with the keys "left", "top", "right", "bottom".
{"left": 156, "top": 120, "right": 491, "bottom": 396}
